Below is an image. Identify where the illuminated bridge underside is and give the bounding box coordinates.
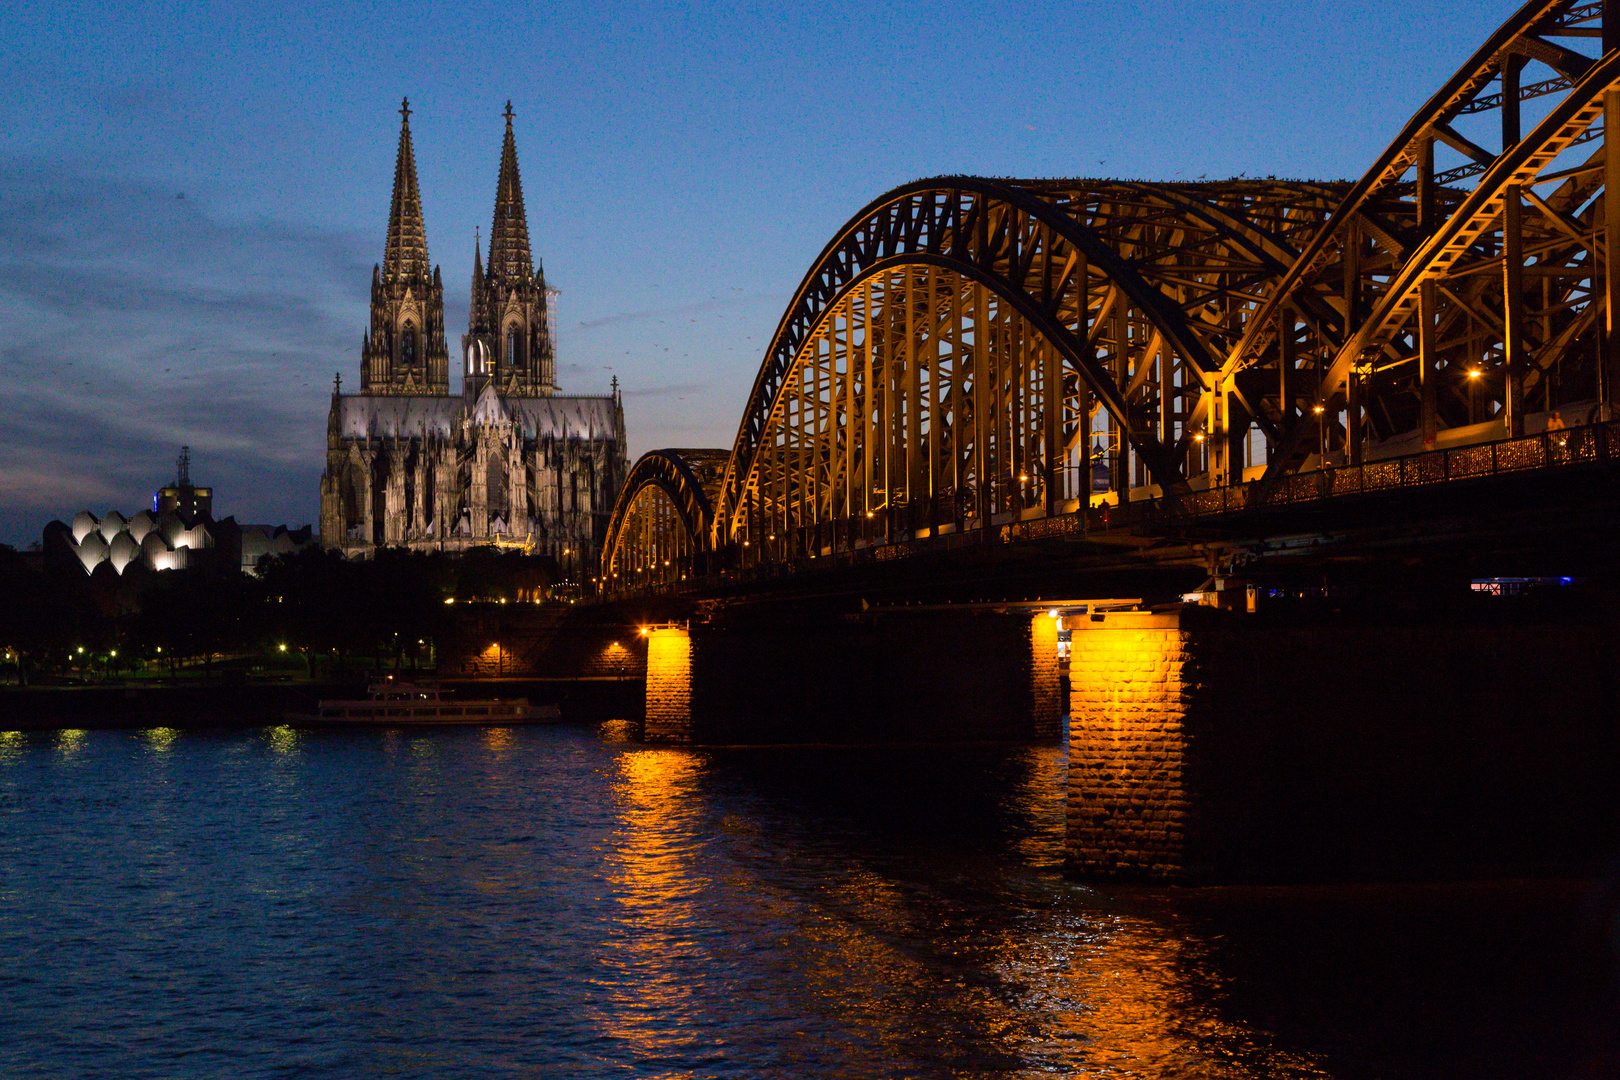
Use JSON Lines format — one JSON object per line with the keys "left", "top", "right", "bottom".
{"left": 606, "top": 0, "right": 1620, "bottom": 580}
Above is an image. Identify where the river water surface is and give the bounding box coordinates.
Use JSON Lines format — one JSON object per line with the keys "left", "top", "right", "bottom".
{"left": 0, "top": 722, "right": 1612, "bottom": 1078}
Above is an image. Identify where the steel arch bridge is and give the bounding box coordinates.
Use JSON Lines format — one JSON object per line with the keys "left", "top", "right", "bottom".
{"left": 605, "top": 0, "right": 1620, "bottom": 589}
{"left": 602, "top": 449, "right": 728, "bottom": 585}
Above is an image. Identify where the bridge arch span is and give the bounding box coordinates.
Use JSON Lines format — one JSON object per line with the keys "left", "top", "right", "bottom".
{"left": 601, "top": 448, "right": 728, "bottom": 588}
{"left": 1229, "top": 0, "right": 1620, "bottom": 477}
{"left": 712, "top": 176, "right": 1344, "bottom": 546}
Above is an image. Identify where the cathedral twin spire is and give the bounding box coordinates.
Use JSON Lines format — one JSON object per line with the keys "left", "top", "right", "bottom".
{"left": 467, "top": 100, "right": 556, "bottom": 397}
{"left": 383, "top": 98, "right": 430, "bottom": 282}
{"left": 362, "top": 99, "right": 555, "bottom": 398}
{"left": 362, "top": 98, "right": 448, "bottom": 395}
{"left": 486, "top": 104, "right": 533, "bottom": 287}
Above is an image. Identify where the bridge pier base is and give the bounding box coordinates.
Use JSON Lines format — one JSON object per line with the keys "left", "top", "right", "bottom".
{"left": 1065, "top": 611, "right": 1196, "bottom": 882}
{"left": 644, "top": 611, "right": 1061, "bottom": 745}
{"left": 1065, "top": 608, "right": 1620, "bottom": 884}
{"left": 644, "top": 626, "right": 696, "bottom": 742}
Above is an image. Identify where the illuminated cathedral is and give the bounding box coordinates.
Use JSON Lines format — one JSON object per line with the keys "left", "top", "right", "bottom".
{"left": 320, "top": 101, "right": 627, "bottom": 565}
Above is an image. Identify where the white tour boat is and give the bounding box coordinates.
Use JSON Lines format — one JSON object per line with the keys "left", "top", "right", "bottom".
{"left": 288, "top": 682, "right": 561, "bottom": 726}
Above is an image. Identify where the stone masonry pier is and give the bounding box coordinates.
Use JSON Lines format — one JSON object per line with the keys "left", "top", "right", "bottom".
{"left": 1066, "top": 607, "right": 1620, "bottom": 884}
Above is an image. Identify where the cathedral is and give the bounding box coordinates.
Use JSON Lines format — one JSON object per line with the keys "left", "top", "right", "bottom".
{"left": 320, "top": 101, "right": 628, "bottom": 566}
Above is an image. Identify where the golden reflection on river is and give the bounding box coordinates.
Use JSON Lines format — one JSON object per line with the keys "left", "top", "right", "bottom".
{"left": 481, "top": 725, "right": 513, "bottom": 758}
{"left": 597, "top": 748, "right": 711, "bottom": 1062}
{"left": 53, "top": 728, "right": 86, "bottom": 758}
{"left": 265, "top": 723, "right": 299, "bottom": 756}
{"left": 0, "top": 725, "right": 1600, "bottom": 1078}
{"left": 990, "top": 908, "right": 1335, "bottom": 1078}
{"left": 140, "top": 726, "right": 178, "bottom": 753}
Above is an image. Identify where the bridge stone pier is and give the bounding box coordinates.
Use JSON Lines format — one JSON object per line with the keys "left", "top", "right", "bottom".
{"left": 1066, "top": 607, "right": 1620, "bottom": 884}
{"left": 644, "top": 608, "right": 1061, "bottom": 745}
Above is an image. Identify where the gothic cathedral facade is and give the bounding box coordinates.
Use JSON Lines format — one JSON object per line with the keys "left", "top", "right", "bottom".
{"left": 320, "top": 102, "right": 628, "bottom": 568}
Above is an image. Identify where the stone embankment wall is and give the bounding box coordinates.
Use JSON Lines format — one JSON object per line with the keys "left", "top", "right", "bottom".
{"left": 1067, "top": 609, "right": 1620, "bottom": 884}
{"left": 438, "top": 604, "right": 651, "bottom": 680}
{"left": 0, "top": 683, "right": 354, "bottom": 731}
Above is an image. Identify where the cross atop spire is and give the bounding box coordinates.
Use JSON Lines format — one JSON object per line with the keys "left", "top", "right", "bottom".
{"left": 486, "top": 102, "right": 532, "bottom": 285}
{"left": 383, "top": 98, "right": 430, "bottom": 280}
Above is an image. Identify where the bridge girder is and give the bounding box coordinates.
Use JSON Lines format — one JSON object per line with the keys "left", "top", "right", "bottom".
{"left": 1229, "top": 0, "right": 1620, "bottom": 480}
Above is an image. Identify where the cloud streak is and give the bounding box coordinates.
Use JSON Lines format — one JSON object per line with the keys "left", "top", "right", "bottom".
{"left": 0, "top": 159, "right": 370, "bottom": 544}
{"left": 573, "top": 291, "right": 781, "bottom": 331}
{"left": 623, "top": 381, "right": 711, "bottom": 399}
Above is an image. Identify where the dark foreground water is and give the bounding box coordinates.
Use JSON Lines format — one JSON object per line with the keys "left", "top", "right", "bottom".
{"left": 0, "top": 722, "right": 1614, "bottom": 1079}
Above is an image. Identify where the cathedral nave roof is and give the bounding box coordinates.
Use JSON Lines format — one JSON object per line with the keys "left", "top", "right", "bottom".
{"left": 336, "top": 393, "right": 619, "bottom": 442}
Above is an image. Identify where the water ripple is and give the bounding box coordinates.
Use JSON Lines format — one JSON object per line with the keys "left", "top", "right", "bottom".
{"left": 0, "top": 725, "right": 1608, "bottom": 1078}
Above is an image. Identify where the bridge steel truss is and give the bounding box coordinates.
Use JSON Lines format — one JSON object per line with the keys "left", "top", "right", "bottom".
{"left": 601, "top": 449, "right": 728, "bottom": 587}
{"left": 604, "top": 0, "right": 1620, "bottom": 583}
{"left": 711, "top": 178, "right": 1347, "bottom": 556}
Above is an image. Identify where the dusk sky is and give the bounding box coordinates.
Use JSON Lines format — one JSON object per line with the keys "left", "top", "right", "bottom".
{"left": 0, "top": 0, "right": 1519, "bottom": 544}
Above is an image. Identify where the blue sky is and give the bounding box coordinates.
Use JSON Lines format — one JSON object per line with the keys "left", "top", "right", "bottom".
{"left": 0, "top": 0, "right": 1521, "bottom": 542}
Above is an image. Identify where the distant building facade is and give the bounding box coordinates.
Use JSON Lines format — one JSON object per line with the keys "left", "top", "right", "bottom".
{"left": 153, "top": 446, "right": 212, "bottom": 519}
{"left": 52, "top": 508, "right": 219, "bottom": 576}
{"left": 45, "top": 452, "right": 316, "bottom": 577}
{"left": 319, "top": 101, "right": 627, "bottom": 564}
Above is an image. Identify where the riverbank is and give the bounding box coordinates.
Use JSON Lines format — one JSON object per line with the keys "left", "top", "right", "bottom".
{"left": 0, "top": 676, "right": 645, "bottom": 731}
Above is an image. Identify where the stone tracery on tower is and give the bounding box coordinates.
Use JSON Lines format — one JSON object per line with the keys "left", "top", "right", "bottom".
{"left": 361, "top": 99, "right": 450, "bottom": 395}
{"left": 465, "top": 101, "right": 558, "bottom": 397}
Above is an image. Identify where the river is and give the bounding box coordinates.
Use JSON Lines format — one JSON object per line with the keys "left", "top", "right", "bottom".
{"left": 0, "top": 722, "right": 1612, "bottom": 1078}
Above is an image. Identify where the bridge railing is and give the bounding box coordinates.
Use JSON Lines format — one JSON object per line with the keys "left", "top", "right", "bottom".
{"left": 604, "top": 420, "right": 1620, "bottom": 597}
{"left": 1085, "top": 418, "right": 1620, "bottom": 532}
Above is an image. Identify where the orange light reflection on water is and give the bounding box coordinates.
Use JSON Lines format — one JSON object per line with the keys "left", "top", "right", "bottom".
{"left": 990, "top": 910, "right": 1334, "bottom": 1078}
{"left": 600, "top": 746, "right": 937, "bottom": 1070}
{"left": 597, "top": 747, "right": 711, "bottom": 1060}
